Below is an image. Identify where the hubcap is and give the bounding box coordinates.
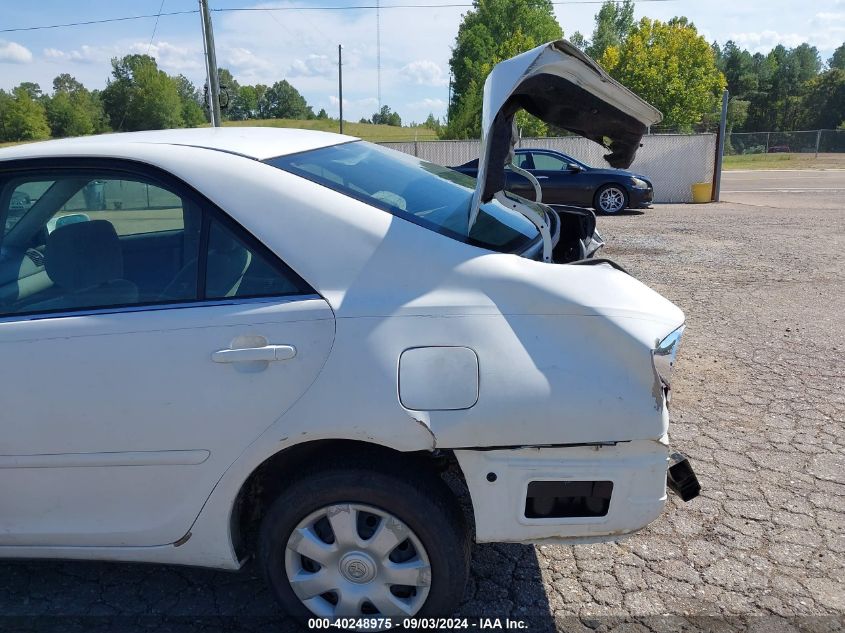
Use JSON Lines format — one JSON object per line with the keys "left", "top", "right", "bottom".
{"left": 599, "top": 187, "right": 625, "bottom": 213}
{"left": 285, "top": 503, "right": 431, "bottom": 618}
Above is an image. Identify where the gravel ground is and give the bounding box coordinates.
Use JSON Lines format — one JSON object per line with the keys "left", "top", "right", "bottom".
{"left": 1, "top": 184, "right": 843, "bottom": 632}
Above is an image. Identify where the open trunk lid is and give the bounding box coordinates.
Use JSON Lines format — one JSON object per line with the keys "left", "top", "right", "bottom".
{"left": 469, "top": 39, "right": 662, "bottom": 228}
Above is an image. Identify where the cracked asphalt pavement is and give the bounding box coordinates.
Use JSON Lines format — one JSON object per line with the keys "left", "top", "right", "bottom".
{"left": 2, "top": 171, "right": 843, "bottom": 632}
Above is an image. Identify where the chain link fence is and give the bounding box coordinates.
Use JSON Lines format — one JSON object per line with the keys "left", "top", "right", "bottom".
{"left": 727, "top": 129, "right": 845, "bottom": 155}
{"left": 381, "top": 133, "right": 717, "bottom": 203}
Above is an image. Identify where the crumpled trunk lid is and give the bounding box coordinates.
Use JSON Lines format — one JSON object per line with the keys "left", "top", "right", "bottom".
{"left": 469, "top": 39, "right": 662, "bottom": 228}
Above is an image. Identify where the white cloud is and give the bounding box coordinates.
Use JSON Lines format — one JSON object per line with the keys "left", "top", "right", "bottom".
{"left": 400, "top": 60, "right": 447, "bottom": 86}
{"left": 220, "top": 46, "right": 275, "bottom": 82}
{"left": 329, "top": 95, "right": 379, "bottom": 109}
{"left": 43, "top": 45, "right": 109, "bottom": 64}
{"left": 130, "top": 41, "right": 203, "bottom": 73}
{"left": 729, "top": 30, "right": 810, "bottom": 52}
{"left": 814, "top": 11, "right": 845, "bottom": 20}
{"left": 290, "top": 54, "right": 334, "bottom": 78}
{"left": 409, "top": 98, "right": 446, "bottom": 110}
{"left": 0, "top": 40, "right": 33, "bottom": 64}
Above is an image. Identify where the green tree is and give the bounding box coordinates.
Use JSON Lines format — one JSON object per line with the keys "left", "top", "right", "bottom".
{"left": 87, "top": 90, "right": 111, "bottom": 133}
{"left": 316, "top": 108, "right": 329, "bottom": 120}
{"left": 371, "top": 105, "right": 402, "bottom": 126}
{"left": 173, "top": 74, "right": 205, "bottom": 127}
{"left": 258, "top": 80, "right": 313, "bottom": 119}
{"left": 45, "top": 91, "right": 94, "bottom": 137}
{"left": 586, "top": 0, "right": 635, "bottom": 60}
{"left": 446, "top": 0, "right": 563, "bottom": 139}
{"left": 52, "top": 73, "right": 85, "bottom": 95}
{"left": 101, "top": 54, "right": 184, "bottom": 131}
{"left": 568, "top": 31, "right": 588, "bottom": 51}
{"left": 213, "top": 67, "right": 240, "bottom": 120}
{"left": 801, "top": 69, "right": 845, "bottom": 129}
{"left": 16, "top": 82, "right": 43, "bottom": 100}
{"left": 423, "top": 112, "right": 443, "bottom": 135}
{"left": 46, "top": 74, "right": 109, "bottom": 137}
{"left": 830, "top": 43, "right": 845, "bottom": 70}
{"left": 719, "top": 41, "right": 758, "bottom": 97}
{"left": 0, "top": 87, "right": 51, "bottom": 141}
{"left": 600, "top": 17, "right": 725, "bottom": 131}
{"left": 229, "top": 85, "right": 262, "bottom": 120}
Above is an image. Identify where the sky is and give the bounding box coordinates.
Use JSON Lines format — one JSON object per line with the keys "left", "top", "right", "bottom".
{"left": 0, "top": 0, "right": 843, "bottom": 124}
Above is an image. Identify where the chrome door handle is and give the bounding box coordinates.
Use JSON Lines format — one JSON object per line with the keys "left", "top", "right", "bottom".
{"left": 535, "top": 176, "right": 549, "bottom": 179}
{"left": 212, "top": 345, "right": 296, "bottom": 363}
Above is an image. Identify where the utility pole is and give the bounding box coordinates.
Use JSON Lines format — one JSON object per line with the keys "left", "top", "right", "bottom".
{"left": 338, "top": 44, "right": 344, "bottom": 134}
{"left": 199, "top": 0, "right": 222, "bottom": 127}
{"left": 376, "top": 0, "right": 381, "bottom": 110}
{"left": 712, "top": 89, "right": 729, "bottom": 202}
{"left": 447, "top": 72, "right": 452, "bottom": 126}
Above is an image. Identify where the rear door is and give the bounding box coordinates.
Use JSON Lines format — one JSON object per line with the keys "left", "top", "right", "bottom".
{"left": 0, "top": 160, "right": 335, "bottom": 547}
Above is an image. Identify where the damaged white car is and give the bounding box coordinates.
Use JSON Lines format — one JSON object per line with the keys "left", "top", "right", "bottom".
{"left": 0, "top": 41, "right": 699, "bottom": 620}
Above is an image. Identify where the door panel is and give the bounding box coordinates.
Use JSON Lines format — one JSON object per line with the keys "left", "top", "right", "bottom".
{"left": 0, "top": 298, "right": 334, "bottom": 546}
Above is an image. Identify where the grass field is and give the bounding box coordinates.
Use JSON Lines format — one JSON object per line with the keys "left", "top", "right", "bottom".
{"left": 218, "top": 118, "right": 440, "bottom": 142}
{"left": 0, "top": 120, "right": 440, "bottom": 149}
{"left": 722, "top": 152, "right": 845, "bottom": 170}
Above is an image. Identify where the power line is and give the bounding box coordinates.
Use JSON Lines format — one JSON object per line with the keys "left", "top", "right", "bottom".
{"left": 117, "top": 0, "right": 168, "bottom": 132}
{"left": 0, "top": 1, "right": 681, "bottom": 33}
{"left": 0, "top": 10, "right": 198, "bottom": 33}
{"left": 216, "top": 1, "right": 678, "bottom": 10}
{"left": 146, "top": 0, "right": 167, "bottom": 54}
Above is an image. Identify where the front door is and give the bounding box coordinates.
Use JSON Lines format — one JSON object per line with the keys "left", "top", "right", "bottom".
{"left": 0, "top": 163, "right": 334, "bottom": 547}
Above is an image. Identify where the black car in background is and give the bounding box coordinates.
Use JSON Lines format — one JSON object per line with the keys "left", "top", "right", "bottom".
{"left": 453, "top": 148, "right": 654, "bottom": 214}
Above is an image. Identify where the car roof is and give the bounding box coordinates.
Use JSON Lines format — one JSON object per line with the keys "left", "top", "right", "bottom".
{"left": 0, "top": 127, "right": 359, "bottom": 162}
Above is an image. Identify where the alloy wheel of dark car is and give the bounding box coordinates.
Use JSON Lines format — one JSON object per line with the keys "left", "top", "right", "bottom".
{"left": 594, "top": 184, "right": 628, "bottom": 214}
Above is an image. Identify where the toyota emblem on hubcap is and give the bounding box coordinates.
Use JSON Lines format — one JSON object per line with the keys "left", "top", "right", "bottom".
{"left": 339, "top": 552, "right": 376, "bottom": 583}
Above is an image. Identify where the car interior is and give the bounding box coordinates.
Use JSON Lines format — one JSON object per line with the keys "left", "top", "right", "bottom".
{"left": 0, "top": 172, "right": 303, "bottom": 318}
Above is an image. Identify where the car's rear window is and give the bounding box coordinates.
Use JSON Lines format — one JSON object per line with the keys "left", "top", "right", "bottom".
{"left": 265, "top": 141, "right": 539, "bottom": 253}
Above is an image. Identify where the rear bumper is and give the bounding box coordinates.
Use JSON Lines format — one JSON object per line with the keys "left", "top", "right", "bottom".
{"left": 455, "top": 439, "right": 672, "bottom": 545}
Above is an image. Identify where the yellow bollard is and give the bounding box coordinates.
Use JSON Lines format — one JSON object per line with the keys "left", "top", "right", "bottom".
{"left": 691, "top": 182, "right": 712, "bottom": 203}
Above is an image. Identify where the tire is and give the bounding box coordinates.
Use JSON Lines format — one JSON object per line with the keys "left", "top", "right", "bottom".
{"left": 258, "top": 457, "right": 470, "bottom": 622}
{"left": 594, "top": 184, "right": 628, "bottom": 214}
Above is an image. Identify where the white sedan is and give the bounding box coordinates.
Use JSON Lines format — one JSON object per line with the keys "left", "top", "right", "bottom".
{"left": 0, "top": 41, "right": 698, "bottom": 621}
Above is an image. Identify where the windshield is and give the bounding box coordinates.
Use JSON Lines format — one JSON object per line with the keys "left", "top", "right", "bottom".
{"left": 266, "top": 141, "right": 540, "bottom": 253}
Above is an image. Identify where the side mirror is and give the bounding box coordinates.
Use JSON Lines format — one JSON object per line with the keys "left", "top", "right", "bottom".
{"left": 567, "top": 163, "right": 584, "bottom": 173}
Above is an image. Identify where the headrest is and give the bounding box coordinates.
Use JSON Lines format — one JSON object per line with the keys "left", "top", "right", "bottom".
{"left": 46, "top": 220, "right": 123, "bottom": 291}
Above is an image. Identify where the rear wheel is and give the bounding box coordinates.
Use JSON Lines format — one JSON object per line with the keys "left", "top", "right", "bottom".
{"left": 258, "top": 461, "right": 470, "bottom": 621}
{"left": 594, "top": 184, "right": 628, "bottom": 214}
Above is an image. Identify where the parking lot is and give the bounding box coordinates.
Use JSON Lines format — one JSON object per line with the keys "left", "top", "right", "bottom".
{"left": 1, "top": 170, "right": 843, "bottom": 632}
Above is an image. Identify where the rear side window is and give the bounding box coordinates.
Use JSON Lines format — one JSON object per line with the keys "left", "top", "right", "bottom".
{"left": 266, "top": 141, "right": 540, "bottom": 254}
{"left": 205, "top": 219, "right": 304, "bottom": 299}
{"left": 0, "top": 166, "right": 313, "bottom": 318}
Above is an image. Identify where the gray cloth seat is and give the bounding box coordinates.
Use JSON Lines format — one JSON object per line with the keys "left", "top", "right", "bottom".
{"left": 30, "top": 220, "right": 138, "bottom": 311}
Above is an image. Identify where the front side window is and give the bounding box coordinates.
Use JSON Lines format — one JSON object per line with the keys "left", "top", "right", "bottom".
{"left": 531, "top": 153, "right": 569, "bottom": 171}
{"left": 266, "top": 141, "right": 540, "bottom": 253}
{"left": 0, "top": 167, "right": 310, "bottom": 318}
